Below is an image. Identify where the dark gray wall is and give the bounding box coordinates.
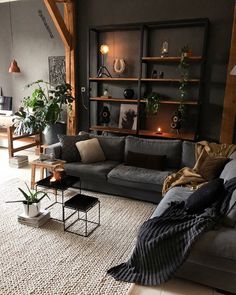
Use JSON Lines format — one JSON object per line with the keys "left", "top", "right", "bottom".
{"left": 77, "top": 0, "right": 235, "bottom": 142}
{"left": 0, "top": 0, "right": 64, "bottom": 112}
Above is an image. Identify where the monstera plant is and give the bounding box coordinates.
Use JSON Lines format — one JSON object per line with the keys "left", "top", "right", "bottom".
{"left": 14, "top": 80, "right": 74, "bottom": 136}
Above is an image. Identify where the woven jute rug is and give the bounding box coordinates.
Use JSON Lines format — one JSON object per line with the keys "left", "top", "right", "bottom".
{"left": 0, "top": 178, "right": 156, "bottom": 295}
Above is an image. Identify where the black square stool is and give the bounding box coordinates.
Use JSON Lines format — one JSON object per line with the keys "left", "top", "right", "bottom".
{"left": 63, "top": 194, "right": 100, "bottom": 237}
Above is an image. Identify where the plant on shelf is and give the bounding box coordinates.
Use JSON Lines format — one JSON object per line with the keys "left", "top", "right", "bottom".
{"left": 6, "top": 182, "right": 50, "bottom": 217}
{"left": 144, "top": 92, "right": 161, "bottom": 115}
{"left": 13, "top": 80, "right": 74, "bottom": 135}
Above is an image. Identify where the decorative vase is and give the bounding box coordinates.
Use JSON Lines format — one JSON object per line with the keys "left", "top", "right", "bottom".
{"left": 42, "top": 121, "right": 67, "bottom": 145}
{"left": 124, "top": 89, "right": 134, "bottom": 99}
{"left": 23, "top": 201, "right": 40, "bottom": 218}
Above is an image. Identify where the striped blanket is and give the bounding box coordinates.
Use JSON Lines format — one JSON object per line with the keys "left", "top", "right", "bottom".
{"left": 107, "top": 178, "right": 236, "bottom": 285}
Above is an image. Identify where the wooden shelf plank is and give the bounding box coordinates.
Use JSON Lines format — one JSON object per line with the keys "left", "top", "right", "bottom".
{"left": 140, "top": 99, "right": 198, "bottom": 105}
{"left": 90, "top": 126, "right": 137, "bottom": 135}
{"left": 89, "top": 77, "right": 139, "bottom": 82}
{"left": 139, "top": 130, "right": 195, "bottom": 140}
{"left": 141, "top": 78, "right": 200, "bottom": 83}
{"left": 90, "top": 97, "right": 139, "bottom": 103}
{"left": 142, "top": 56, "right": 202, "bottom": 62}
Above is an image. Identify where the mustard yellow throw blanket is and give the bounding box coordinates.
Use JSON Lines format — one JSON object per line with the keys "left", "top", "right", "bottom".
{"left": 162, "top": 141, "right": 236, "bottom": 195}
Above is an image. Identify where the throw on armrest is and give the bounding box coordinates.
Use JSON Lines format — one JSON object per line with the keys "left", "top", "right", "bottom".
{"left": 44, "top": 142, "right": 62, "bottom": 159}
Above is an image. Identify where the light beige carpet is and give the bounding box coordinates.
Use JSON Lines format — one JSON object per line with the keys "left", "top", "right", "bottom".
{"left": 0, "top": 178, "right": 156, "bottom": 295}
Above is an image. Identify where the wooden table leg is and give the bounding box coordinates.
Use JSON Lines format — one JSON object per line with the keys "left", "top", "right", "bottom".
{"left": 31, "top": 164, "right": 36, "bottom": 189}
{"left": 40, "top": 167, "right": 44, "bottom": 180}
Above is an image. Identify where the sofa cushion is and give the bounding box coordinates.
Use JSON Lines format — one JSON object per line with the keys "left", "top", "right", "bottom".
{"left": 89, "top": 134, "right": 125, "bottom": 162}
{"left": 125, "top": 136, "right": 182, "bottom": 169}
{"left": 220, "top": 160, "right": 236, "bottom": 227}
{"left": 64, "top": 160, "right": 119, "bottom": 181}
{"left": 75, "top": 138, "right": 106, "bottom": 164}
{"left": 151, "top": 186, "right": 193, "bottom": 218}
{"left": 125, "top": 151, "right": 166, "bottom": 171}
{"left": 185, "top": 178, "right": 226, "bottom": 214}
{"left": 181, "top": 141, "right": 196, "bottom": 168}
{"left": 108, "top": 164, "right": 171, "bottom": 192}
{"left": 197, "top": 156, "right": 229, "bottom": 181}
{"left": 58, "top": 134, "right": 89, "bottom": 163}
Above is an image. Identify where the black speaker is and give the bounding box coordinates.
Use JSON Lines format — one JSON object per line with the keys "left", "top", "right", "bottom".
{"left": 170, "top": 111, "right": 182, "bottom": 130}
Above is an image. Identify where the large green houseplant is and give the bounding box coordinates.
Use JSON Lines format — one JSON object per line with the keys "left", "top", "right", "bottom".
{"left": 14, "top": 80, "right": 74, "bottom": 138}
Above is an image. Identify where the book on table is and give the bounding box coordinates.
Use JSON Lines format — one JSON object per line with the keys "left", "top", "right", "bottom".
{"left": 18, "top": 210, "right": 50, "bottom": 227}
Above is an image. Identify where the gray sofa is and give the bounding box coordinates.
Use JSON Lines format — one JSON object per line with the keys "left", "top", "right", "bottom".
{"left": 45, "top": 134, "right": 192, "bottom": 203}
{"left": 45, "top": 134, "right": 236, "bottom": 294}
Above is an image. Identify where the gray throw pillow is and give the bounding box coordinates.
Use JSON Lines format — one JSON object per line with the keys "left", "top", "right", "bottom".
{"left": 58, "top": 134, "right": 89, "bottom": 163}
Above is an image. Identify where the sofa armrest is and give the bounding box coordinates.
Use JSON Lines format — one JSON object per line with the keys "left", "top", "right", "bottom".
{"left": 44, "top": 142, "right": 62, "bottom": 159}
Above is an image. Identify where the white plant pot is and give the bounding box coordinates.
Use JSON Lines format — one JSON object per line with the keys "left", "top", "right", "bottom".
{"left": 23, "top": 202, "right": 40, "bottom": 218}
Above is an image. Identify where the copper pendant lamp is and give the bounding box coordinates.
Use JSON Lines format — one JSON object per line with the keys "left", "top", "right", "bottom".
{"left": 8, "top": 0, "right": 20, "bottom": 73}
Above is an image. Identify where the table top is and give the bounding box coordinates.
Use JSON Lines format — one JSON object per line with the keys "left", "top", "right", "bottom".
{"left": 64, "top": 194, "right": 99, "bottom": 212}
{"left": 36, "top": 175, "right": 80, "bottom": 191}
{"left": 31, "top": 159, "right": 66, "bottom": 168}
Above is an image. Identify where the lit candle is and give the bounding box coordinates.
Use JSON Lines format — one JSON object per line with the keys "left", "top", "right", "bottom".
{"left": 157, "top": 127, "right": 162, "bottom": 133}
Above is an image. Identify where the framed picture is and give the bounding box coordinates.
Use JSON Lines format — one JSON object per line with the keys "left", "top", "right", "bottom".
{"left": 48, "top": 56, "right": 66, "bottom": 86}
{"left": 118, "top": 104, "right": 137, "bottom": 130}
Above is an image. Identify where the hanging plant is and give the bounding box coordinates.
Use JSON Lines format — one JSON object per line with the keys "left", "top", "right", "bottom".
{"left": 144, "top": 92, "right": 161, "bottom": 115}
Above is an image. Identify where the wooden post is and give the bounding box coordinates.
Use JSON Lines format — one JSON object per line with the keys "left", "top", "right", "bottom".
{"left": 64, "top": 1, "right": 77, "bottom": 135}
{"left": 44, "top": 0, "right": 77, "bottom": 135}
{"left": 220, "top": 4, "right": 236, "bottom": 143}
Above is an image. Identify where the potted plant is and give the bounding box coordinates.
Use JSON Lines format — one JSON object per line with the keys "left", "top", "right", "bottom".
{"left": 6, "top": 183, "right": 50, "bottom": 218}
{"left": 144, "top": 92, "right": 161, "bottom": 115}
{"left": 13, "top": 80, "right": 74, "bottom": 144}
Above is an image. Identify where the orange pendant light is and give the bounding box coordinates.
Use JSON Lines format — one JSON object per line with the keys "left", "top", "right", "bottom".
{"left": 8, "top": 59, "right": 20, "bottom": 73}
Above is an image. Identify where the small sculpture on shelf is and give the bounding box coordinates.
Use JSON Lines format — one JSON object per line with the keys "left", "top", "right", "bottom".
{"left": 101, "top": 88, "right": 111, "bottom": 98}
{"left": 100, "top": 106, "right": 111, "bottom": 126}
{"left": 113, "top": 58, "right": 126, "bottom": 77}
{"left": 161, "top": 41, "right": 169, "bottom": 58}
{"left": 151, "top": 70, "right": 158, "bottom": 79}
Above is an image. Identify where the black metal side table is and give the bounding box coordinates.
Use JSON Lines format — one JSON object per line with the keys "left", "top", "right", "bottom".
{"left": 63, "top": 194, "right": 100, "bottom": 237}
{"left": 36, "top": 175, "right": 80, "bottom": 222}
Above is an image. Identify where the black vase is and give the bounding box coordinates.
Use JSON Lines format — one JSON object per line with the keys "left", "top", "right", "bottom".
{"left": 124, "top": 89, "right": 134, "bottom": 99}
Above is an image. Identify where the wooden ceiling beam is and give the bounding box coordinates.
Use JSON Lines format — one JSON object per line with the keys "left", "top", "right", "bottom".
{"left": 44, "top": 0, "right": 72, "bottom": 49}
{"left": 220, "top": 4, "right": 236, "bottom": 143}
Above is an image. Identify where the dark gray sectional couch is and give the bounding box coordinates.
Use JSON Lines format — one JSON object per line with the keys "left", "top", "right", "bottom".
{"left": 45, "top": 134, "right": 236, "bottom": 294}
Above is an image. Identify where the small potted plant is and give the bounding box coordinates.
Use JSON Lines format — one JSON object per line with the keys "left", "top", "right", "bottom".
{"left": 144, "top": 92, "right": 161, "bottom": 115}
{"left": 6, "top": 183, "right": 50, "bottom": 218}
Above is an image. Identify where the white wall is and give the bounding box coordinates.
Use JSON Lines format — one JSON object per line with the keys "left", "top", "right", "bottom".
{"left": 0, "top": 0, "right": 64, "bottom": 112}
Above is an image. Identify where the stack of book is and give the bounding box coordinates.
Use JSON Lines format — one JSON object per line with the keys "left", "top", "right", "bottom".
{"left": 18, "top": 210, "right": 51, "bottom": 227}
{"left": 9, "top": 155, "right": 29, "bottom": 168}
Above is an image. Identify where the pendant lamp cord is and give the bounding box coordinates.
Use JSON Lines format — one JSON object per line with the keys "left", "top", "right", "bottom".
{"left": 9, "top": 0, "right": 14, "bottom": 51}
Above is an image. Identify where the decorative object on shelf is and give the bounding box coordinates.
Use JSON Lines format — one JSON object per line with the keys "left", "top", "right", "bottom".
{"left": 5, "top": 182, "right": 50, "bottom": 218}
{"left": 181, "top": 44, "right": 193, "bottom": 57}
{"left": 8, "top": 0, "right": 20, "bottom": 73}
{"left": 113, "top": 58, "right": 126, "bottom": 76}
{"left": 101, "top": 88, "right": 111, "bottom": 98}
{"left": 159, "top": 71, "right": 164, "bottom": 79}
{"left": 170, "top": 104, "right": 185, "bottom": 132}
{"left": 100, "top": 106, "right": 111, "bottom": 125}
{"left": 161, "top": 41, "right": 169, "bottom": 58}
{"left": 151, "top": 70, "right": 158, "bottom": 79}
{"left": 144, "top": 92, "right": 161, "bottom": 115}
{"left": 119, "top": 104, "right": 137, "bottom": 130}
{"left": 123, "top": 89, "right": 134, "bottom": 99}
{"left": 97, "top": 44, "right": 112, "bottom": 78}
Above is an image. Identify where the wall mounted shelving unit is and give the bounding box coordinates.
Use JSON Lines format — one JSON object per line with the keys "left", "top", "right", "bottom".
{"left": 88, "top": 18, "right": 209, "bottom": 140}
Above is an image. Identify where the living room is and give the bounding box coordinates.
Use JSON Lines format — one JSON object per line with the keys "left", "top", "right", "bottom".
{"left": 0, "top": 0, "right": 236, "bottom": 295}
